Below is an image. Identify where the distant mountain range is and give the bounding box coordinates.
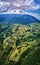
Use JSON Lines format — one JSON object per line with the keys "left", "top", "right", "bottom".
{"left": 0, "top": 14, "right": 40, "bottom": 24}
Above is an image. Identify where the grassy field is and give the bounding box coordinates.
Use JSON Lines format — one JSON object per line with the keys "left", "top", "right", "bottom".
{"left": 0, "top": 22, "right": 40, "bottom": 65}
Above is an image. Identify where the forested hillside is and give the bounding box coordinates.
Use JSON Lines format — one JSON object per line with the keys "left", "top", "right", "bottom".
{"left": 0, "top": 22, "right": 40, "bottom": 65}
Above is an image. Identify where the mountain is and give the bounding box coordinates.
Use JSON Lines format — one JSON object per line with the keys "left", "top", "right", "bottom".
{"left": 9, "top": 14, "right": 40, "bottom": 24}
{"left": 0, "top": 22, "right": 40, "bottom": 65}
{"left": 0, "top": 14, "right": 40, "bottom": 24}
{"left": 0, "top": 17, "right": 6, "bottom": 22}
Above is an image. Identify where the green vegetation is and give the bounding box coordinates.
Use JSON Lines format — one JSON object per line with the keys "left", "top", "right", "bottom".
{"left": 0, "top": 22, "right": 40, "bottom": 65}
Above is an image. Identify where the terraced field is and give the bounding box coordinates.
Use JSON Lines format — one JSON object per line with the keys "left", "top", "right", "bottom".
{"left": 0, "top": 22, "right": 40, "bottom": 65}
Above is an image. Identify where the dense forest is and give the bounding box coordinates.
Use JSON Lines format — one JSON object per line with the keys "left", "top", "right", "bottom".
{"left": 0, "top": 22, "right": 40, "bottom": 65}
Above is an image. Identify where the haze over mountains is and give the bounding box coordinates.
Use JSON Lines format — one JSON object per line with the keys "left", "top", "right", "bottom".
{"left": 0, "top": 14, "right": 40, "bottom": 24}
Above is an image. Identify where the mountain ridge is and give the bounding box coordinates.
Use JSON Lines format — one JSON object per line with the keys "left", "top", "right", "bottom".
{"left": 0, "top": 14, "right": 40, "bottom": 24}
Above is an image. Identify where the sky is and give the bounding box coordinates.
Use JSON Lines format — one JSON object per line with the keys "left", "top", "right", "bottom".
{"left": 0, "top": 0, "right": 40, "bottom": 20}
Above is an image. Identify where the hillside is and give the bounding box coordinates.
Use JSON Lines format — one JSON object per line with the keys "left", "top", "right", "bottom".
{"left": 0, "top": 22, "right": 40, "bottom": 65}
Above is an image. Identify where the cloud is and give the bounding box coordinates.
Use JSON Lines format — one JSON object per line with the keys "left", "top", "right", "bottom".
{"left": 0, "top": 0, "right": 40, "bottom": 12}
{"left": 0, "top": 1, "right": 11, "bottom": 12}
{"left": 0, "top": 0, "right": 40, "bottom": 20}
{"left": 9, "top": 0, "right": 40, "bottom": 10}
